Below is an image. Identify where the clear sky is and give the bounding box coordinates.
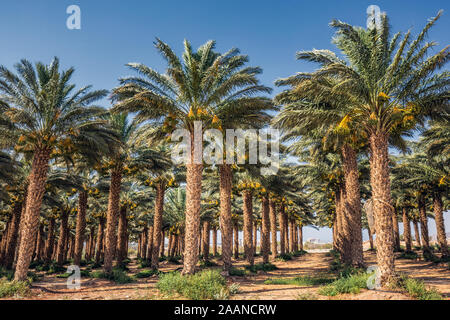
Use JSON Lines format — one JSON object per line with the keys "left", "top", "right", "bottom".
{"left": 0, "top": 0, "right": 448, "bottom": 242}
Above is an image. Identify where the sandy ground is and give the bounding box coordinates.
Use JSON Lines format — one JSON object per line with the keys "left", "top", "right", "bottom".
{"left": 3, "top": 250, "right": 449, "bottom": 300}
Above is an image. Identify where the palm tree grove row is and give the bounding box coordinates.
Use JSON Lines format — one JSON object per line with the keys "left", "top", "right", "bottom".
{"left": 0, "top": 11, "right": 448, "bottom": 290}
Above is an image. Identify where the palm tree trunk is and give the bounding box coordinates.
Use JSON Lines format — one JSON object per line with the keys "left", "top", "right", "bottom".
{"left": 151, "top": 182, "right": 165, "bottom": 269}
{"left": 146, "top": 226, "right": 153, "bottom": 262}
{"left": 45, "top": 217, "right": 56, "bottom": 263}
{"left": 298, "top": 224, "right": 303, "bottom": 251}
{"left": 142, "top": 226, "right": 148, "bottom": 260}
{"left": 269, "top": 199, "right": 277, "bottom": 258}
{"left": 284, "top": 207, "right": 289, "bottom": 253}
{"left": 103, "top": 167, "right": 122, "bottom": 274}
{"left": 233, "top": 222, "right": 239, "bottom": 259}
{"left": 95, "top": 217, "right": 105, "bottom": 264}
{"left": 88, "top": 227, "right": 96, "bottom": 260}
{"left": 74, "top": 190, "right": 88, "bottom": 266}
{"left": 253, "top": 223, "right": 258, "bottom": 255}
{"left": 243, "top": 190, "right": 254, "bottom": 266}
{"left": 56, "top": 210, "right": 69, "bottom": 266}
{"left": 342, "top": 144, "right": 364, "bottom": 267}
{"left": 219, "top": 164, "right": 233, "bottom": 271}
{"left": 418, "top": 194, "right": 430, "bottom": 252}
{"left": 212, "top": 227, "right": 217, "bottom": 256}
{"left": 116, "top": 205, "right": 128, "bottom": 265}
{"left": 0, "top": 218, "right": 11, "bottom": 264}
{"left": 35, "top": 224, "right": 44, "bottom": 262}
{"left": 368, "top": 228, "right": 374, "bottom": 250}
{"left": 392, "top": 210, "right": 401, "bottom": 252}
{"left": 168, "top": 233, "right": 173, "bottom": 258}
{"left": 69, "top": 233, "right": 75, "bottom": 260}
{"left": 202, "top": 220, "right": 210, "bottom": 261}
{"left": 413, "top": 221, "right": 421, "bottom": 247}
{"left": 402, "top": 208, "right": 412, "bottom": 252}
{"left": 293, "top": 222, "right": 298, "bottom": 252}
{"left": 182, "top": 132, "right": 203, "bottom": 275}
{"left": 160, "top": 230, "right": 165, "bottom": 257}
{"left": 14, "top": 148, "right": 51, "bottom": 281}
{"left": 199, "top": 224, "right": 204, "bottom": 256}
{"left": 340, "top": 185, "right": 354, "bottom": 264}
{"left": 369, "top": 131, "right": 396, "bottom": 285}
{"left": 261, "top": 196, "right": 270, "bottom": 264}
{"left": 289, "top": 219, "right": 295, "bottom": 253}
{"left": 433, "top": 192, "right": 448, "bottom": 257}
{"left": 279, "top": 202, "right": 286, "bottom": 255}
{"left": 4, "top": 201, "right": 23, "bottom": 269}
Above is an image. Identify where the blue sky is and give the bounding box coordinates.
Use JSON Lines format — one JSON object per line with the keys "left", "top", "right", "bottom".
{"left": 0, "top": 0, "right": 448, "bottom": 242}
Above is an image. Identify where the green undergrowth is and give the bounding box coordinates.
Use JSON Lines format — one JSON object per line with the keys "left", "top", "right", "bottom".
{"left": 398, "top": 251, "right": 419, "bottom": 260}
{"left": 245, "top": 262, "right": 278, "bottom": 273}
{"left": 265, "top": 274, "right": 334, "bottom": 286}
{"left": 157, "top": 269, "right": 231, "bottom": 300}
{"left": 91, "top": 267, "right": 134, "bottom": 284}
{"left": 229, "top": 267, "right": 246, "bottom": 276}
{"left": 56, "top": 269, "right": 91, "bottom": 278}
{"left": 275, "top": 253, "right": 292, "bottom": 261}
{"left": 134, "top": 269, "right": 160, "bottom": 278}
{"left": 0, "top": 278, "right": 31, "bottom": 298}
{"left": 318, "top": 271, "right": 371, "bottom": 296}
{"left": 199, "top": 260, "right": 218, "bottom": 268}
{"left": 392, "top": 275, "right": 443, "bottom": 300}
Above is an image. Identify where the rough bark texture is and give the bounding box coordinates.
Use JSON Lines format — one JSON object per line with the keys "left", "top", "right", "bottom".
{"left": 298, "top": 225, "right": 303, "bottom": 251}
{"left": 116, "top": 205, "right": 128, "bottom": 264}
{"left": 35, "top": 224, "right": 44, "bottom": 261}
{"left": 202, "top": 220, "right": 210, "bottom": 261}
{"left": 45, "top": 218, "right": 56, "bottom": 263}
{"left": 219, "top": 164, "right": 233, "bottom": 269}
{"left": 369, "top": 131, "right": 395, "bottom": 285}
{"left": 342, "top": 144, "right": 364, "bottom": 267}
{"left": 294, "top": 221, "right": 299, "bottom": 252}
{"left": 95, "top": 217, "right": 105, "bottom": 264}
{"left": 418, "top": 194, "right": 430, "bottom": 251}
{"left": 212, "top": 227, "right": 217, "bottom": 256}
{"left": 4, "top": 201, "right": 23, "bottom": 269}
{"left": 269, "top": 199, "right": 277, "bottom": 258}
{"left": 335, "top": 187, "right": 347, "bottom": 259}
{"left": 433, "top": 192, "right": 448, "bottom": 257}
{"left": 160, "top": 230, "right": 165, "bottom": 257}
{"left": 253, "top": 223, "right": 258, "bottom": 255}
{"left": 289, "top": 219, "right": 295, "bottom": 253}
{"left": 261, "top": 197, "right": 270, "bottom": 263}
{"left": 141, "top": 227, "right": 148, "bottom": 260}
{"left": 151, "top": 182, "right": 165, "bottom": 269}
{"left": 413, "top": 221, "right": 421, "bottom": 247}
{"left": 368, "top": 228, "right": 374, "bottom": 250}
{"left": 146, "top": 226, "right": 153, "bottom": 262}
{"left": 402, "top": 208, "right": 412, "bottom": 252}
{"left": 14, "top": 148, "right": 51, "bottom": 281}
{"left": 243, "top": 190, "right": 254, "bottom": 266}
{"left": 279, "top": 203, "right": 286, "bottom": 255}
{"left": 74, "top": 190, "right": 88, "bottom": 266}
{"left": 182, "top": 137, "right": 203, "bottom": 274}
{"left": 392, "top": 210, "right": 401, "bottom": 252}
{"left": 233, "top": 222, "right": 239, "bottom": 259}
{"left": 56, "top": 210, "right": 69, "bottom": 266}
{"left": 103, "top": 167, "right": 122, "bottom": 274}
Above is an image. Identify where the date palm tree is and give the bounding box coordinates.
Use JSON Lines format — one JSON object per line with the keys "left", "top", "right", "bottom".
{"left": 100, "top": 114, "right": 168, "bottom": 273}
{"left": 0, "top": 58, "right": 113, "bottom": 281}
{"left": 400, "top": 149, "right": 448, "bottom": 257}
{"left": 273, "top": 77, "right": 365, "bottom": 267}
{"left": 279, "top": 11, "right": 448, "bottom": 284}
{"left": 112, "top": 39, "right": 273, "bottom": 274}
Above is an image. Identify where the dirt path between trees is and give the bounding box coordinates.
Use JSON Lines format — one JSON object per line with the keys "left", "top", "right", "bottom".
{"left": 4, "top": 250, "right": 449, "bottom": 300}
